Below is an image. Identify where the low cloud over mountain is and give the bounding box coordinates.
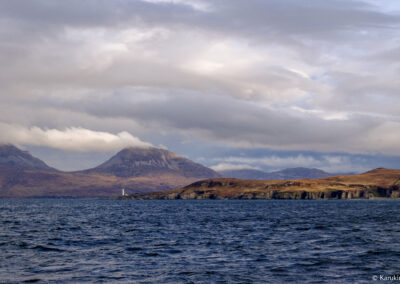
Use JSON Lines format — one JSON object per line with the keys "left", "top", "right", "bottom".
{"left": 0, "top": 124, "right": 151, "bottom": 152}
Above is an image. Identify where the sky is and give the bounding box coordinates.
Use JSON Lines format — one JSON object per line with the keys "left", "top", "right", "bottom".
{"left": 1, "top": 0, "right": 400, "bottom": 173}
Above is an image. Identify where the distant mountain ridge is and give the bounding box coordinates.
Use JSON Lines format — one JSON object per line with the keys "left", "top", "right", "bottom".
{"left": 219, "top": 167, "right": 336, "bottom": 180}
{"left": 0, "top": 145, "right": 220, "bottom": 197}
{"left": 0, "top": 144, "right": 57, "bottom": 171}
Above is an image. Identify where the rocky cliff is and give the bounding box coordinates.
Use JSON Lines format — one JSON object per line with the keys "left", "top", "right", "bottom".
{"left": 125, "top": 168, "right": 400, "bottom": 200}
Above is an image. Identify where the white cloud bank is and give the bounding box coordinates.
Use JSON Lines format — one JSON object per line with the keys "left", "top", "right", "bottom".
{"left": 211, "top": 163, "right": 260, "bottom": 171}
{"left": 0, "top": 123, "right": 152, "bottom": 151}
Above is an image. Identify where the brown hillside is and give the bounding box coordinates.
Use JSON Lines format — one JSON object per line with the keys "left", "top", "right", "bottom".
{"left": 0, "top": 167, "right": 201, "bottom": 198}
{"left": 126, "top": 168, "right": 400, "bottom": 200}
{"left": 0, "top": 145, "right": 220, "bottom": 198}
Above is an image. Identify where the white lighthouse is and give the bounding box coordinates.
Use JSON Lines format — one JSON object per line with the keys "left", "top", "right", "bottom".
{"left": 121, "top": 188, "right": 126, "bottom": 196}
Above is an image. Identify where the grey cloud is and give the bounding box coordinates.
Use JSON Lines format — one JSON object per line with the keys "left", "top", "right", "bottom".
{"left": 1, "top": 0, "right": 400, "bottom": 169}
{"left": 207, "top": 0, "right": 398, "bottom": 39}
{"left": 1, "top": 0, "right": 398, "bottom": 43}
{"left": 17, "top": 89, "right": 398, "bottom": 155}
{"left": 313, "top": 71, "right": 400, "bottom": 117}
{"left": 0, "top": 0, "right": 202, "bottom": 35}
{"left": 372, "top": 47, "right": 400, "bottom": 62}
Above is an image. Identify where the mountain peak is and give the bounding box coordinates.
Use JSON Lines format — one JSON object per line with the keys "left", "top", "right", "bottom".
{"left": 0, "top": 144, "right": 56, "bottom": 171}
{"left": 89, "top": 146, "right": 220, "bottom": 178}
{"left": 120, "top": 146, "right": 182, "bottom": 159}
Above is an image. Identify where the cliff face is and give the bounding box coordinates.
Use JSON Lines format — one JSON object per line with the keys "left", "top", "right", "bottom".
{"left": 126, "top": 168, "right": 400, "bottom": 200}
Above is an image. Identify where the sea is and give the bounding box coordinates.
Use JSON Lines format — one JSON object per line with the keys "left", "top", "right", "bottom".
{"left": 1, "top": 199, "right": 399, "bottom": 283}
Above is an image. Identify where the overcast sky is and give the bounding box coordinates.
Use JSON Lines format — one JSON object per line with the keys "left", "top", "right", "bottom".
{"left": 1, "top": 0, "right": 400, "bottom": 172}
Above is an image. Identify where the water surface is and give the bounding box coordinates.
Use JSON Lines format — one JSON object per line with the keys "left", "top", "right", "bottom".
{"left": 1, "top": 199, "right": 399, "bottom": 283}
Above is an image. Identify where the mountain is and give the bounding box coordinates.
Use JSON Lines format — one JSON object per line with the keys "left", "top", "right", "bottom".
{"left": 218, "top": 169, "right": 269, "bottom": 179}
{"left": 0, "top": 146, "right": 220, "bottom": 198}
{"left": 0, "top": 144, "right": 56, "bottom": 171}
{"left": 219, "top": 167, "right": 334, "bottom": 180}
{"left": 265, "top": 167, "right": 333, "bottom": 179}
{"left": 87, "top": 147, "right": 221, "bottom": 178}
{"left": 126, "top": 168, "right": 400, "bottom": 200}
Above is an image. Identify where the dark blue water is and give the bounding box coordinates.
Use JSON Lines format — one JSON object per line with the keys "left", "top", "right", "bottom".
{"left": 1, "top": 200, "right": 400, "bottom": 283}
